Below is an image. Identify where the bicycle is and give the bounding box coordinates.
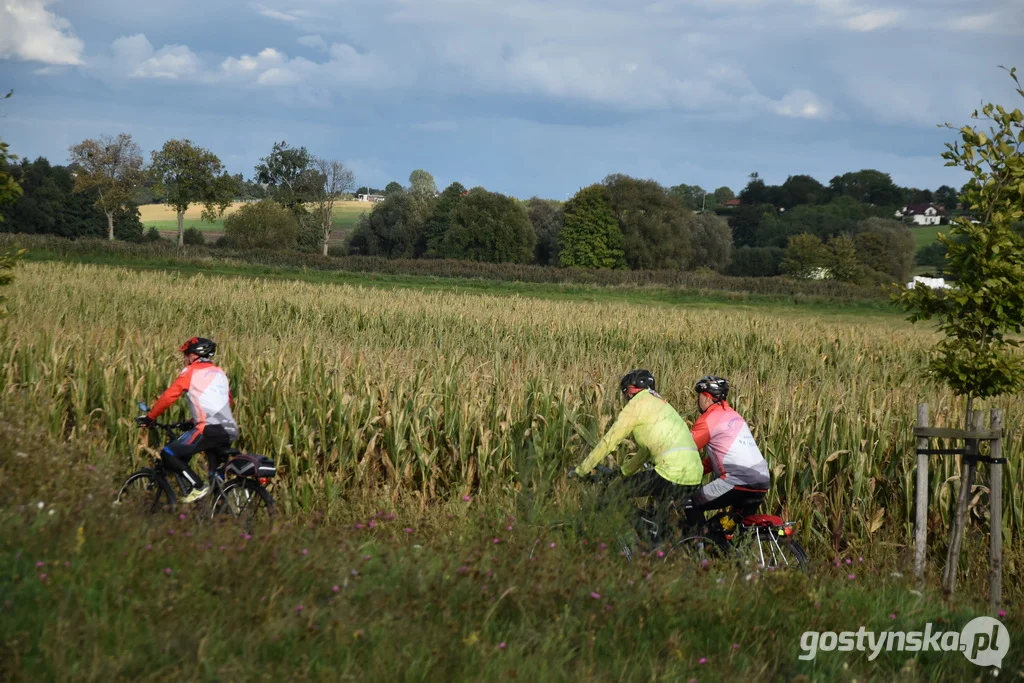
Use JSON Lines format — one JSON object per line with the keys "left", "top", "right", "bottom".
{"left": 115, "top": 402, "right": 277, "bottom": 533}
{"left": 571, "top": 466, "right": 809, "bottom": 571}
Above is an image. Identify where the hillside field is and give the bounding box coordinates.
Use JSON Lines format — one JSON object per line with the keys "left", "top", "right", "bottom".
{"left": 1, "top": 259, "right": 1019, "bottom": 680}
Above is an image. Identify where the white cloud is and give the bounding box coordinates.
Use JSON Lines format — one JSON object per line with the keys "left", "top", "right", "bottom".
{"left": 109, "top": 34, "right": 199, "bottom": 79}
{"left": 0, "top": 0, "right": 84, "bottom": 65}
{"left": 770, "top": 90, "right": 833, "bottom": 119}
{"left": 112, "top": 33, "right": 155, "bottom": 64}
{"left": 844, "top": 9, "right": 904, "bottom": 31}
{"left": 254, "top": 3, "right": 299, "bottom": 22}
{"left": 297, "top": 34, "right": 328, "bottom": 52}
{"left": 945, "top": 12, "right": 998, "bottom": 31}
{"left": 134, "top": 46, "right": 200, "bottom": 79}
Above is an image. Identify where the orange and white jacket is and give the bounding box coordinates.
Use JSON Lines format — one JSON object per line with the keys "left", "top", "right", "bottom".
{"left": 148, "top": 361, "right": 238, "bottom": 438}
{"left": 691, "top": 401, "right": 770, "bottom": 490}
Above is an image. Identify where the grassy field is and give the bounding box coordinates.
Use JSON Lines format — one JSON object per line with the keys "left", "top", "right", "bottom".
{"left": 909, "top": 223, "right": 946, "bottom": 251}
{"left": 139, "top": 200, "right": 373, "bottom": 238}
{"left": 1, "top": 259, "right": 1020, "bottom": 679}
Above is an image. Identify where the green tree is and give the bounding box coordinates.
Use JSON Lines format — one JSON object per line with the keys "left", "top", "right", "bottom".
{"left": 828, "top": 234, "right": 859, "bottom": 282}
{"left": 421, "top": 182, "right": 466, "bottom": 257}
{"left": 915, "top": 241, "right": 949, "bottom": 272}
{"left": 437, "top": 188, "right": 535, "bottom": 263}
{"left": 559, "top": 185, "right": 625, "bottom": 269}
{"left": 0, "top": 94, "right": 25, "bottom": 315}
{"left": 854, "top": 217, "right": 915, "bottom": 281}
{"left": 727, "top": 246, "right": 785, "bottom": 277}
{"left": 894, "top": 66, "right": 1024, "bottom": 403}
{"left": 712, "top": 186, "right": 735, "bottom": 205}
{"left": 409, "top": 169, "right": 437, "bottom": 198}
{"left": 384, "top": 181, "right": 403, "bottom": 195}
{"left": 525, "top": 197, "right": 564, "bottom": 266}
{"left": 255, "top": 141, "right": 319, "bottom": 231}
{"left": 67, "top": 133, "right": 145, "bottom": 241}
{"left": 781, "top": 233, "right": 829, "bottom": 278}
{"left": 739, "top": 172, "right": 771, "bottom": 205}
{"left": 224, "top": 200, "right": 299, "bottom": 250}
{"left": 150, "top": 140, "right": 236, "bottom": 247}
{"left": 828, "top": 169, "right": 903, "bottom": 206}
{"left": 347, "top": 189, "right": 432, "bottom": 258}
{"left": 667, "top": 183, "right": 706, "bottom": 211}
{"left": 690, "top": 212, "right": 733, "bottom": 272}
{"left": 728, "top": 203, "right": 774, "bottom": 247}
{"left": 779, "top": 174, "right": 828, "bottom": 208}
{"left": 934, "top": 185, "right": 959, "bottom": 212}
{"left": 308, "top": 157, "right": 356, "bottom": 255}
{"left": 0, "top": 157, "right": 141, "bottom": 239}
{"left": 606, "top": 174, "right": 692, "bottom": 269}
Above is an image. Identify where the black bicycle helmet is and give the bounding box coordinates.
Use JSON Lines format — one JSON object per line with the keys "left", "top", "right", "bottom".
{"left": 694, "top": 375, "right": 729, "bottom": 401}
{"left": 620, "top": 369, "right": 656, "bottom": 396}
{"left": 179, "top": 336, "right": 217, "bottom": 360}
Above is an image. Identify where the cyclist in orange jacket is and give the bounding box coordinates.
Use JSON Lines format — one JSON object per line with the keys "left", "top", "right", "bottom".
{"left": 683, "top": 375, "right": 770, "bottom": 527}
{"left": 136, "top": 337, "right": 239, "bottom": 503}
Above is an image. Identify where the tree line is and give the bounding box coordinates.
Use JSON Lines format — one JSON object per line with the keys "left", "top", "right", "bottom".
{"left": 0, "top": 134, "right": 355, "bottom": 254}
{"left": 0, "top": 128, "right": 981, "bottom": 284}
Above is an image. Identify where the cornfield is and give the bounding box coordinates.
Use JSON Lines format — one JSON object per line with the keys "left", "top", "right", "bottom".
{"left": 2, "top": 261, "right": 1020, "bottom": 550}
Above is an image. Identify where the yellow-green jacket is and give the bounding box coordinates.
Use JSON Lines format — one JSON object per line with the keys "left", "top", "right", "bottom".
{"left": 575, "top": 389, "right": 703, "bottom": 485}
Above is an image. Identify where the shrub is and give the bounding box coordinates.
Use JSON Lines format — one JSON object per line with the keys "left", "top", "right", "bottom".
{"left": 143, "top": 227, "right": 163, "bottom": 242}
{"left": 728, "top": 246, "right": 784, "bottom": 277}
{"left": 182, "top": 226, "right": 205, "bottom": 246}
{"left": 224, "top": 199, "right": 299, "bottom": 250}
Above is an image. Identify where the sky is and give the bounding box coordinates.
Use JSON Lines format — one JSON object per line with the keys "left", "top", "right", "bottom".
{"left": 1, "top": 0, "right": 1022, "bottom": 200}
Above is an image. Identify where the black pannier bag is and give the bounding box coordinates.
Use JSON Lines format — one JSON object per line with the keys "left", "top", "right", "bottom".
{"left": 225, "top": 454, "right": 277, "bottom": 478}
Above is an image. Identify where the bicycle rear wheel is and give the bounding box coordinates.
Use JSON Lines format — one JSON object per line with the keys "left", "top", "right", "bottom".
{"left": 739, "top": 528, "right": 810, "bottom": 571}
{"left": 115, "top": 468, "right": 176, "bottom": 515}
{"left": 212, "top": 478, "right": 275, "bottom": 533}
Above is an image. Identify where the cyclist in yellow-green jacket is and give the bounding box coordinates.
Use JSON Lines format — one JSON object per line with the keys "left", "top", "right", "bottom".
{"left": 573, "top": 369, "right": 704, "bottom": 506}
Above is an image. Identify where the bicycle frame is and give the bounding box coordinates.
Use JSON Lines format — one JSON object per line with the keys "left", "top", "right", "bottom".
{"left": 138, "top": 413, "right": 244, "bottom": 518}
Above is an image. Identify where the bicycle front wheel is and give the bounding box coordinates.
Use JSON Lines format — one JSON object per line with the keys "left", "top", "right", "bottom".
{"left": 212, "top": 478, "right": 275, "bottom": 533}
{"left": 115, "top": 468, "right": 176, "bottom": 515}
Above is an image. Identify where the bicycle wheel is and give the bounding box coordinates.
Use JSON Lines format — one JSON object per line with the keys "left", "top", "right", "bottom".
{"left": 738, "top": 528, "right": 809, "bottom": 571}
{"left": 115, "top": 468, "right": 176, "bottom": 515}
{"left": 212, "top": 478, "right": 275, "bottom": 533}
{"left": 675, "top": 533, "right": 729, "bottom": 563}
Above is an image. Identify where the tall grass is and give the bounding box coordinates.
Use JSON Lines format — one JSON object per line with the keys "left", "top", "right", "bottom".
{"left": 4, "top": 410, "right": 1019, "bottom": 681}
{"left": 3, "top": 261, "right": 1020, "bottom": 561}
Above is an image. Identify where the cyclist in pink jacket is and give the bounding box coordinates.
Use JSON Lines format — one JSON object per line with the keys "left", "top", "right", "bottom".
{"left": 136, "top": 337, "right": 239, "bottom": 503}
{"left": 684, "top": 376, "right": 771, "bottom": 527}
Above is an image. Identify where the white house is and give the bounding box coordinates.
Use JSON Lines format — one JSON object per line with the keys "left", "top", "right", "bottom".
{"left": 357, "top": 194, "right": 386, "bottom": 203}
{"left": 895, "top": 203, "right": 944, "bottom": 226}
